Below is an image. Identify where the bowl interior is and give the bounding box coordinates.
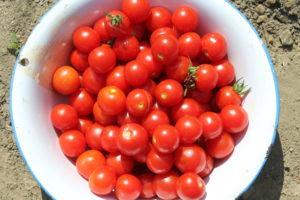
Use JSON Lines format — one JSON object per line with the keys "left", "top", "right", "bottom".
{"left": 10, "top": 0, "right": 279, "bottom": 199}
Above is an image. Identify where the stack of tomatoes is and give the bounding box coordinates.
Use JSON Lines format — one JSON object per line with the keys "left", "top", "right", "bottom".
{"left": 50, "top": 0, "right": 250, "bottom": 199}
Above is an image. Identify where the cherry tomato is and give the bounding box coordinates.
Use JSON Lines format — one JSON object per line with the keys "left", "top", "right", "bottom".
{"left": 88, "top": 45, "right": 116, "bottom": 74}
{"left": 51, "top": 104, "right": 78, "bottom": 130}
{"left": 117, "top": 111, "right": 141, "bottom": 126}
{"left": 136, "top": 48, "right": 163, "bottom": 79}
{"left": 146, "top": 7, "right": 171, "bottom": 32}
{"left": 152, "top": 125, "right": 179, "bottom": 153}
{"left": 130, "top": 23, "right": 146, "bottom": 39}
{"left": 93, "top": 103, "right": 117, "bottom": 125}
{"left": 89, "top": 165, "right": 116, "bottom": 195}
{"left": 106, "top": 152, "right": 134, "bottom": 176}
{"left": 85, "top": 123, "right": 104, "bottom": 150}
{"left": 97, "top": 86, "right": 126, "bottom": 115}
{"left": 212, "top": 59, "right": 235, "bottom": 87}
{"left": 52, "top": 66, "right": 80, "bottom": 95}
{"left": 146, "top": 148, "right": 174, "bottom": 174}
{"left": 152, "top": 102, "right": 171, "bottom": 116}
{"left": 117, "top": 123, "right": 148, "bottom": 156}
{"left": 175, "top": 116, "right": 203, "bottom": 144}
{"left": 220, "top": 105, "right": 249, "bottom": 134}
{"left": 113, "top": 35, "right": 140, "bottom": 61}
{"left": 93, "top": 17, "right": 111, "bottom": 42}
{"left": 172, "top": 6, "right": 198, "bottom": 33}
{"left": 124, "top": 60, "right": 149, "bottom": 87}
{"left": 178, "top": 32, "right": 201, "bottom": 59}
{"left": 76, "top": 150, "right": 106, "bottom": 179}
{"left": 70, "top": 50, "right": 89, "bottom": 71}
{"left": 82, "top": 67, "right": 106, "bottom": 95}
{"left": 150, "top": 27, "right": 177, "bottom": 45}
{"left": 69, "top": 88, "right": 96, "bottom": 116}
{"left": 153, "top": 171, "right": 179, "bottom": 200}
{"left": 106, "top": 65, "right": 131, "bottom": 94}
{"left": 201, "top": 33, "right": 227, "bottom": 62}
{"left": 199, "top": 112, "right": 223, "bottom": 139}
{"left": 77, "top": 117, "right": 93, "bottom": 135}
{"left": 59, "top": 130, "right": 86, "bottom": 157}
{"left": 205, "top": 131, "right": 234, "bottom": 159}
{"left": 105, "top": 10, "right": 131, "bottom": 37}
{"left": 140, "top": 80, "right": 156, "bottom": 98}
{"left": 176, "top": 173, "right": 206, "bottom": 200}
{"left": 115, "top": 174, "right": 142, "bottom": 200}
{"left": 194, "top": 64, "right": 218, "bottom": 92}
{"left": 141, "top": 109, "right": 170, "bottom": 136}
{"left": 122, "top": 0, "right": 150, "bottom": 23}
{"left": 151, "top": 34, "right": 179, "bottom": 64}
{"left": 139, "top": 41, "right": 151, "bottom": 51}
{"left": 100, "top": 126, "right": 119, "bottom": 153}
{"left": 165, "top": 56, "right": 189, "bottom": 83}
{"left": 126, "top": 89, "right": 153, "bottom": 117}
{"left": 72, "top": 26, "right": 100, "bottom": 53}
{"left": 174, "top": 145, "right": 206, "bottom": 173}
{"left": 133, "top": 143, "right": 150, "bottom": 163}
{"left": 198, "top": 154, "right": 214, "bottom": 178}
{"left": 154, "top": 79, "right": 183, "bottom": 107}
{"left": 139, "top": 173, "right": 155, "bottom": 199}
{"left": 216, "top": 86, "right": 241, "bottom": 109}
{"left": 187, "top": 89, "right": 213, "bottom": 104}
{"left": 171, "top": 98, "right": 203, "bottom": 122}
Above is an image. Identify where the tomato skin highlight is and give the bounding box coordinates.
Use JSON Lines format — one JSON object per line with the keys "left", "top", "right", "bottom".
{"left": 175, "top": 116, "right": 203, "bottom": 144}
{"left": 176, "top": 173, "right": 206, "bottom": 200}
{"left": 89, "top": 165, "right": 116, "bottom": 195}
{"left": 194, "top": 64, "right": 218, "bottom": 92}
{"left": 146, "top": 148, "right": 174, "bottom": 174}
{"left": 70, "top": 50, "right": 89, "bottom": 71}
{"left": 106, "top": 65, "right": 131, "bottom": 94}
{"left": 165, "top": 56, "right": 190, "bottom": 83}
{"left": 201, "top": 32, "right": 227, "bottom": 62}
{"left": 100, "top": 126, "right": 119, "bottom": 153}
{"left": 125, "top": 60, "right": 149, "bottom": 87}
{"left": 115, "top": 174, "right": 142, "bottom": 200}
{"left": 85, "top": 123, "right": 104, "bottom": 150}
{"left": 106, "top": 152, "right": 134, "bottom": 176}
{"left": 153, "top": 171, "right": 179, "bottom": 200}
{"left": 141, "top": 109, "right": 170, "bottom": 136}
{"left": 122, "top": 0, "right": 150, "bottom": 23}
{"left": 77, "top": 117, "right": 93, "bottom": 135}
{"left": 93, "top": 17, "right": 111, "bottom": 42}
{"left": 213, "top": 59, "right": 235, "bottom": 87}
{"left": 146, "top": 7, "right": 172, "bottom": 32}
{"left": 93, "top": 103, "right": 116, "bottom": 125}
{"left": 59, "top": 130, "right": 86, "bottom": 158}
{"left": 199, "top": 112, "right": 223, "bottom": 139}
{"left": 171, "top": 98, "right": 203, "bottom": 122}
{"left": 72, "top": 26, "right": 100, "bottom": 53}
{"left": 105, "top": 10, "right": 131, "bottom": 38}
{"left": 113, "top": 35, "right": 140, "bottom": 62}
{"left": 198, "top": 154, "right": 214, "bottom": 178}
{"left": 69, "top": 88, "right": 96, "bottom": 116}
{"left": 216, "top": 86, "right": 241, "bottom": 109}
{"left": 139, "top": 173, "right": 155, "bottom": 198}
{"left": 52, "top": 66, "right": 80, "bottom": 95}
{"left": 155, "top": 79, "right": 183, "bottom": 107}
{"left": 178, "top": 32, "right": 201, "bottom": 59}
{"left": 150, "top": 27, "right": 178, "bottom": 45}
{"left": 88, "top": 45, "right": 116, "bottom": 74}
{"left": 126, "top": 89, "right": 153, "bottom": 117}
{"left": 51, "top": 104, "right": 78, "bottom": 131}
{"left": 172, "top": 6, "right": 198, "bottom": 33}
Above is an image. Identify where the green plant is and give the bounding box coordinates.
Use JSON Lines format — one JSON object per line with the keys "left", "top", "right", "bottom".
{"left": 7, "top": 33, "right": 21, "bottom": 56}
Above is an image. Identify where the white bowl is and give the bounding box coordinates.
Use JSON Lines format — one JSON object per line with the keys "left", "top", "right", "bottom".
{"left": 10, "top": 0, "right": 280, "bottom": 199}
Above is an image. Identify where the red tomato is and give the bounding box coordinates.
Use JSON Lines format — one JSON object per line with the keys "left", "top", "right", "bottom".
{"left": 113, "top": 35, "right": 140, "bottom": 61}
{"left": 152, "top": 125, "right": 180, "bottom": 153}
{"left": 199, "top": 112, "right": 223, "bottom": 139}
{"left": 179, "top": 32, "right": 201, "bottom": 59}
{"left": 139, "top": 41, "right": 151, "bottom": 51}
{"left": 85, "top": 123, "right": 104, "bottom": 150}
{"left": 130, "top": 23, "right": 146, "bottom": 39}
{"left": 220, "top": 105, "right": 249, "bottom": 134}
{"left": 72, "top": 26, "right": 100, "bottom": 53}
{"left": 175, "top": 116, "right": 203, "bottom": 144}
{"left": 146, "top": 7, "right": 171, "bottom": 32}
{"left": 116, "top": 174, "right": 142, "bottom": 200}
{"left": 171, "top": 98, "right": 203, "bottom": 122}
{"left": 153, "top": 171, "right": 179, "bottom": 200}
{"left": 176, "top": 173, "right": 206, "bottom": 200}
{"left": 165, "top": 56, "right": 189, "bottom": 83}
{"left": 140, "top": 80, "right": 156, "bottom": 98}
{"left": 212, "top": 59, "right": 235, "bottom": 87}
{"left": 117, "top": 111, "right": 141, "bottom": 126}
{"left": 106, "top": 152, "right": 134, "bottom": 176}
{"left": 146, "top": 148, "right": 174, "bottom": 174}
{"left": 52, "top": 66, "right": 80, "bottom": 95}
{"left": 141, "top": 109, "right": 170, "bottom": 136}
{"left": 126, "top": 89, "right": 153, "bottom": 117}
{"left": 194, "top": 64, "right": 218, "bottom": 92}
{"left": 76, "top": 150, "right": 106, "bottom": 179}
{"left": 105, "top": 10, "right": 131, "bottom": 37}
{"left": 155, "top": 79, "right": 183, "bottom": 107}
{"left": 97, "top": 86, "right": 126, "bottom": 115}
{"left": 172, "top": 6, "right": 198, "bottom": 33}
{"left": 117, "top": 123, "right": 149, "bottom": 156}
{"left": 82, "top": 67, "right": 106, "bottom": 95}
{"left": 205, "top": 131, "right": 234, "bottom": 159}
{"left": 89, "top": 165, "right": 116, "bottom": 195}
{"left": 198, "top": 154, "right": 214, "bottom": 178}
{"left": 106, "top": 65, "right": 131, "bottom": 94}
{"left": 77, "top": 117, "right": 93, "bottom": 135}
{"left": 136, "top": 48, "right": 163, "bottom": 79}
{"left": 51, "top": 104, "right": 78, "bottom": 130}
{"left": 100, "top": 126, "right": 119, "bottom": 153}
{"left": 122, "top": 0, "right": 150, "bottom": 23}
{"left": 201, "top": 33, "right": 227, "bottom": 62}
{"left": 69, "top": 88, "right": 96, "bottom": 116}
{"left": 93, "top": 103, "right": 117, "bottom": 125}
{"left": 174, "top": 145, "right": 206, "bottom": 173}
{"left": 152, "top": 102, "right": 171, "bottom": 115}
{"left": 150, "top": 27, "right": 177, "bottom": 45}
{"left": 93, "top": 17, "right": 111, "bottom": 42}
{"left": 59, "top": 130, "right": 86, "bottom": 157}
{"left": 139, "top": 173, "right": 155, "bottom": 198}
{"left": 216, "top": 86, "right": 241, "bottom": 109}
{"left": 88, "top": 45, "right": 116, "bottom": 74}
{"left": 70, "top": 50, "right": 89, "bottom": 71}
{"left": 124, "top": 60, "right": 149, "bottom": 87}
{"left": 187, "top": 89, "right": 213, "bottom": 104}
{"left": 151, "top": 34, "right": 179, "bottom": 64}
{"left": 133, "top": 143, "right": 150, "bottom": 163}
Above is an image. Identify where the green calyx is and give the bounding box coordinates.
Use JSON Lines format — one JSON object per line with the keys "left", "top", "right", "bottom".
{"left": 105, "top": 12, "right": 124, "bottom": 26}
{"left": 233, "top": 78, "right": 251, "bottom": 95}
{"left": 183, "top": 58, "right": 199, "bottom": 96}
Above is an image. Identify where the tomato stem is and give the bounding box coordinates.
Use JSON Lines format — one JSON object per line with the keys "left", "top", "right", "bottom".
{"left": 233, "top": 78, "right": 251, "bottom": 95}
{"left": 183, "top": 58, "right": 198, "bottom": 96}
{"left": 104, "top": 12, "right": 124, "bottom": 26}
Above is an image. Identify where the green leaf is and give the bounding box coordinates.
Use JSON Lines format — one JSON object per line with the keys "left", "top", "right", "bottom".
{"left": 11, "top": 33, "right": 19, "bottom": 43}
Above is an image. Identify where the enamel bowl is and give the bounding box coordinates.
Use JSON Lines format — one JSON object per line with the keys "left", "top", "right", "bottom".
{"left": 10, "top": 0, "right": 280, "bottom": 199}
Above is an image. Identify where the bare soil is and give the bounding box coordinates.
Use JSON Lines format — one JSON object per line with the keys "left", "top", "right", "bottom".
{"left": 0, "top": 0, "right": 299, "bottom": 199}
